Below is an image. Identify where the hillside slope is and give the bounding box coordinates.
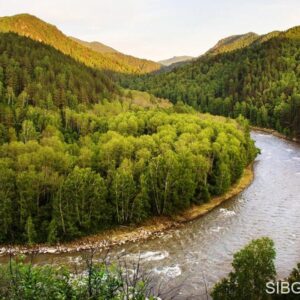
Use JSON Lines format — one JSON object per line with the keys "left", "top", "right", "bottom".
{"left": 159, "top": 56, "right": 194, "bottom": 66}
{"left": 0, "top": 32, "right": 119, "bottom": 111}
{"left": 206, "top": 30, "right": 286, "bottom": 55}
{"left": 70, "top": 36, "right": 118, "bottom": 54}
{"left": 124, "top": 26, "right": 300, "bottom": 138}
{"left": 0, "top": 14, "right": 161, "bottom": 74}
{"left": 207, "top": 32, "right": 259, "bottom": 55}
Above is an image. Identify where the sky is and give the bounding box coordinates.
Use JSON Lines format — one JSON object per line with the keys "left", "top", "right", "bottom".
{"left": 0, "top": 0, "right": 300, "bottom": 61}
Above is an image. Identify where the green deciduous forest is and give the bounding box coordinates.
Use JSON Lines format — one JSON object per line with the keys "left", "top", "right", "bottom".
{"left": 122, "top": 26, "right": 300, "bottom": 139}
{"left": 0, "top": 32, "right": 257, "bottom": 244}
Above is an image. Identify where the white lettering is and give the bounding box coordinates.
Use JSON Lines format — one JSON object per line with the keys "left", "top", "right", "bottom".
{"left": 266, "top": 282, "right": 275, "bottom": 294}
{"left": 281, "top": 282, "right": 290, "bottom": 294}
{"left": 291, "top": 282, "right": 300, "bottom": 294}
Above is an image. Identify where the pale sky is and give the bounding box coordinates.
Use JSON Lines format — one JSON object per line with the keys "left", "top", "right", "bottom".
{"left": 0, "top": 0, "right": 300, "bottom": 61}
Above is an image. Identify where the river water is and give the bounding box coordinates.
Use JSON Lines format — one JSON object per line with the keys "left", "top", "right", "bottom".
{"left": 1, "top": 132, "right": 300, "bottom": 299}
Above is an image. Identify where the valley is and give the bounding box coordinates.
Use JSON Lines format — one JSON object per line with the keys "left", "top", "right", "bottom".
{"left": 0, "top": 9, "right": 299, "bottom": 299}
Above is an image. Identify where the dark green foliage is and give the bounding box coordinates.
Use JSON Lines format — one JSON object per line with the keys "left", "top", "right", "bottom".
{"left": 287, "top": 263, "right": 300, "bottom": 286}
{"left": 212, "top": 238, "right": 300, "bottom": 300}
{"left": 0, "top": 32, "right": 118, "bottom": 114}
{"left": 123, "top": 27, "right": 300, "bottom": 139}
{"left": 211, "top": 237, "right": 276, "bottom": 300}
{"left": 0, "top": 14, "right": 161, "bottom": 74}
{"left": 272, "top": 263, "right": 300, "bottom": 300}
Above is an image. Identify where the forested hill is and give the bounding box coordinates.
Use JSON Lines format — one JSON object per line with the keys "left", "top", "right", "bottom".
{"left": 0, "top": 32, "right": 168, "bottom": 138}
{"left": 0, "top": 14, "right": 161, "bottom": 74}
{"left": 123, "top": 26, "right": 300, "bottom": 139}
{"left": 0, "top": 31, "right": 257, "bottom": 244}
{"left": 0, "top": 32, "right": 119, "bottom": 111}
{"left": 70, "top": 37, "right": 119, "bottom": 54}
{"left": 206, "top": 30, "right": 284, "bottom": 55}
{"left": 206, "top": 32, "right": 260, "bottom": 55}
{"left": 158, "top": 56, "right": 194, "bottom": 66}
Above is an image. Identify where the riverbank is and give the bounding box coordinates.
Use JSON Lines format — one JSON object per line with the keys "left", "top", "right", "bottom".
{"left": 251, "top": 126, "right": 299, "bottom": 143}
{"left": 0, "top": 165, "right": 254, "bottom": 256}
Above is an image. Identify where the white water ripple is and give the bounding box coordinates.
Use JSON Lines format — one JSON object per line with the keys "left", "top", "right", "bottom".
{"left": 153, "top": 264, "right": 182, "bottom": 278}
{"left": 219, "top": 208, "right": 236, "bottom": 217}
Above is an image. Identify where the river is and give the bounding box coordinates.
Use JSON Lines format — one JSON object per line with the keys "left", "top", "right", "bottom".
{"left": 1, "top": 132, "right": 300, "bottom": 299}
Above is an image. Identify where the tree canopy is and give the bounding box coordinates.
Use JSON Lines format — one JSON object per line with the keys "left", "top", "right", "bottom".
{"left": 0, "top": 31, "right": 257, "bottom": 245}
{"left": 123, "top": 27, "right": 300, "bottom": 139}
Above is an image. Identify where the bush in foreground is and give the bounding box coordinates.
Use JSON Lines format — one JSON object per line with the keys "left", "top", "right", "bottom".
{"left": 0, "top": 255, "right": 158, "bottom": 300}
{"left": 211, "top": 237, "right": 276, "bottom": 300}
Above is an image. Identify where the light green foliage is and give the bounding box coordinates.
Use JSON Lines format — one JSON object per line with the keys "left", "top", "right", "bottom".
{"left": 112, "top": 159, "right": 137, "bottom": 223}
{"left": 0, "top": 258, "right": 156, "bottom": 300}
{"left": 0, "top": 32, "right": 257, "bottom": 244}
{"left": 56, "top": 167, "right": 108, "bottom": 239}
{"left": 25, "top": 216, "right": 37, "bottom": 245}
{"left": 0, "top": 107, "right": 256, "bottom": 243}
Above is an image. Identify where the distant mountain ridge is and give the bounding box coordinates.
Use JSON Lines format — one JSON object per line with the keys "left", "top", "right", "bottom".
{"left": 206, "top": 32, "right": 259, "bottom": 55}
{"left": 0, "top": 13, "right": 161, "bottom": 74}
{"left": 159, "top": 56, "right": 194, "bottom": 66}
{"left": 206, "top": 26, "right": 300, "bottom": 56}
{"left": 125, "top": 25, "right": 300, "bottom": 139}
{"left": 70, "top": 36, "right": 119, "bottom": 54}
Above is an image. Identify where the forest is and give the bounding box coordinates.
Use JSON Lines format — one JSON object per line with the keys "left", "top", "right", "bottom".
{"left": 0, "top": 32, "right": 257, "bottom": 244}
{"left": 0, "top": 14, "right": 161, "bottom": 74}
{"left": 0, "top": 6, "right": 300, "bottom": 300}
{"left": 122, "top": 26, "right": 300, "bottom": 139}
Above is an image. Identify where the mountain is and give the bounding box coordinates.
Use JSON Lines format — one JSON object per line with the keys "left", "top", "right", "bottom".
{"left": 255, "top": 30, "right": 280, "bottom": 43}
{"left": 206, "top": 32, "right": 260, "bottom": 55}
{"left": 70, "top": 37, "right": 118, "bottom": 54}
{"left": 0, "top": 14, "right": 161, "bottom": 74}
{"left": 206, "top": 28, "right": 298, "bottom": 56}
{"left": 124, "top": 26, "right": 300, "bottom": 139}
{"left": 159, "top": 56, "right": 194, "bottom": 66}
{"left": 70, "top": 35, "right": 163, "bottom": 74}
{"left": 159, "top": 30, "right": 285, "bottom": 70}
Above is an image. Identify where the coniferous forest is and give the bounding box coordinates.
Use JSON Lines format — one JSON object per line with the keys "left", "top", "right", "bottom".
{"left": 123, "top": 26, "right": 300, "bottom": 139}
{"left": 0, "top": 14, "right": 161, "bottom": 74}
